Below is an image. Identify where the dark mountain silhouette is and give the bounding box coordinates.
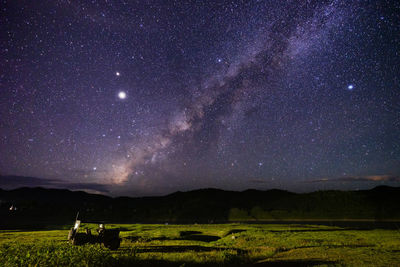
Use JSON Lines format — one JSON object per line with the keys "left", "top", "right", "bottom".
{"left": 0, "top": 175, "right": 109, "bottom": 193}
{"left": 1, "top": 177, "right": 400, "bottom": 228}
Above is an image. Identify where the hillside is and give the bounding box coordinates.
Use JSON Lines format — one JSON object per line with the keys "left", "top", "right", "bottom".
{"left": 1, "top": 182, "right": 400, "bottom": 228}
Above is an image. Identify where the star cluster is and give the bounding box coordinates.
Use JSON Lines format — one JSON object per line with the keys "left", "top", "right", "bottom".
{"left": 1, "top": 0, "right": 399, "bottom": 196}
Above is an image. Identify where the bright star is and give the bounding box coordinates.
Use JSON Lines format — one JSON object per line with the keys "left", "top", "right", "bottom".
{"left": 118, "top": 91, "right": 127, "bottom": 99}
{"left": 116, "top": 71, "right": 120, "bottom": 76}
{"left": 347, "top": 84, "right": 354, "bottom": 90}
{"left": 93, "top": 167, "right": 97, "bottom": 171}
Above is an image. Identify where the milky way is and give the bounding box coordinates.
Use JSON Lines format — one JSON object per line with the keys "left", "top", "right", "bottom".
{"left": 1, "top": 1, "right": 399, "bottom": 196}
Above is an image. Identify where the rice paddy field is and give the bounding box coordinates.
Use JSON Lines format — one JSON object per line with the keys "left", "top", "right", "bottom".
{"left": 0, "top": 223, "right": 399, "bottom": 266}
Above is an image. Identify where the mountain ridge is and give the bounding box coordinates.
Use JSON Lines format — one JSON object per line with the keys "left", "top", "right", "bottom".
{"left": 1, "top": 177, "right": 400, "bottom": 227}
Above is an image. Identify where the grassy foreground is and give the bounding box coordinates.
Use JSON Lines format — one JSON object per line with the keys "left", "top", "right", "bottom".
{"left": 0, "top": 223, "right": 399, "bottom": 266}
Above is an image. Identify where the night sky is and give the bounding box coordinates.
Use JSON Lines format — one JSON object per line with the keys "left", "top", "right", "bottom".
{"left": 1, "top": 0, "right": 399, "bottom": 196}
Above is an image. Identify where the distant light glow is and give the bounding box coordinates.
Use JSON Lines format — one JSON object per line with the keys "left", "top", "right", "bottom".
{"left": 116, "top": 71, "right": 121, "bottom": 76}
{"left": 118, "top": 91, "right": 127, "bottom": 99}
{"left": 347, "top": 84, "right": 354, "bottom": 90}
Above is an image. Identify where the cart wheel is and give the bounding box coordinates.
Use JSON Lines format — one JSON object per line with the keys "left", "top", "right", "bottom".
{"left": 72, "top": 233, "right": 87, "bottom": 245}
{"left": 104, "top": 238, "right": 121, "bottom": 250}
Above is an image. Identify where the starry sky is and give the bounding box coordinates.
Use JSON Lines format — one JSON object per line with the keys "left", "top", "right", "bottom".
{"left": 1, "top": 0, "right": 399, "bottom": 196}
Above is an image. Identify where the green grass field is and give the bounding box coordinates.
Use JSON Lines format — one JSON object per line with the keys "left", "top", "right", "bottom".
{"left": 1, "top": 223, "right": 399, "bottom": 266}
